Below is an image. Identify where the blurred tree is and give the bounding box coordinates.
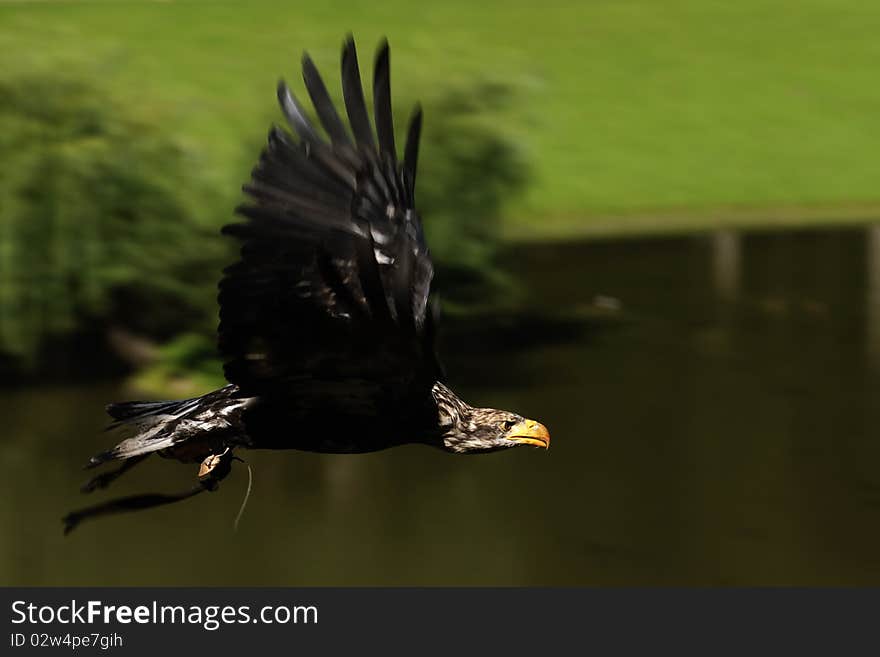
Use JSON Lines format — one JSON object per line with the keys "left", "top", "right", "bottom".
{"left": 0, "top": 73, "right": 530, "bottom": 385}
{"left": 417, "top": 80, "right": 531, "bottom": 307}
{"left": 0, "top": 74, "right": 224, "bottom": 370}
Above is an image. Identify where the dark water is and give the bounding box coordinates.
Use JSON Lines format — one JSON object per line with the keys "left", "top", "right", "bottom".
{"left": 3, "top": 226, "right": 880, "bottom": 586}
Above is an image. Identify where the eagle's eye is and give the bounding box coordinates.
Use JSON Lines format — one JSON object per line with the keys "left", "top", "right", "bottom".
{"left": 500, "top": 419, "right": 517, "bottom": 432}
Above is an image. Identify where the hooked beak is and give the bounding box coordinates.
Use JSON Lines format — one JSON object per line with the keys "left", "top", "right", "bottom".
{"left": 505, "top": 419, "right": 550, "bottom": 449}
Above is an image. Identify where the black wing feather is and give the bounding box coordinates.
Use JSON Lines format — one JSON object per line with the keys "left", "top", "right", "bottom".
{"left": 219, "top": 37, "right": 437, "bottom": 415}
{"left": 302, "top": 53, "right": 352, "bottom": 147}
{"left": 402, "top": 105, "right": 422, "bottom": 204}
{"left": 341, "top": 36, "right": 377, "bottom": 152}
{"left": 373, "top": 39, "right": 396, "bottom": 163}
{"left": 277, "top": 81, "right": 321, "bottom": 144}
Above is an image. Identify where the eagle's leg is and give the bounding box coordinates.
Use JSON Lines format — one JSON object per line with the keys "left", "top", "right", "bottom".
{"left": 197, "top": 446, "right": 238, "bottom": 491}
{"left": 62, "top": 448, "right": 239, "bottom": 535}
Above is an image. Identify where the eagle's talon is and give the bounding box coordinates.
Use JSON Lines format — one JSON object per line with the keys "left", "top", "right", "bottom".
{"left": 198, "top": 447, "right": 235, "bottom": 491}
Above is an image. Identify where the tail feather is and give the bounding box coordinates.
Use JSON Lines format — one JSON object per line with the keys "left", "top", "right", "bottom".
{"left": 90, "top": 397, "right": 200, "bottom": 468}
{"left": 89, "top": 385, "right": 242, "bottom": 469}
{"left": 105, "top": 397, "right": 201, "bottom": 425}
{"left": 86, "top": 431, "right": 178, "bottom": 469}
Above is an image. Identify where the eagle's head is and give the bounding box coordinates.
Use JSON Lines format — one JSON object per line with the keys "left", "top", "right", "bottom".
{"left": 431, "top": 383, "right": 550, "bottom": 454}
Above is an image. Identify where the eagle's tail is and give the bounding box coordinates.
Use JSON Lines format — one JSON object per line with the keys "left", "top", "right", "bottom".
{"left": 105, "top": 398, "right": 196, "bottom": 423}
{"left": 64, "top": 386, "right": 246, "bottom": 535}
{"left": 74, "top": 396, "right": 207, "bottom": 496}
{"left": 87, "top": 395, "right": 205, "bottom": 469}
{"left": 85, "top": 385, "right": 242, "bottom": 471}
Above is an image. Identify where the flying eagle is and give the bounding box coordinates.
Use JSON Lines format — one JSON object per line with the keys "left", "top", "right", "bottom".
{"left": 64, "top": 37, "right": 550, "bottom": 533}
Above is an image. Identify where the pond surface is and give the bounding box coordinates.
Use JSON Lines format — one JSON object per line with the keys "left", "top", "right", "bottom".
{"left": 3, "top": 226, "right": 880, "bottom": 585}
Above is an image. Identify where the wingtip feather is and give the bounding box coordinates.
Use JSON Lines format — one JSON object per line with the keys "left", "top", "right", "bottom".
{"left": 403, "top": 104, "right": 423, "bottom": 200}
{"left": 341, "top": 35, "right": 376, "bottom": 151}
{"left": 302, "top": 48, "right": 352, "bottom": 146}
{"left": 373, "top": 38, "right": 396, "bottom": 162}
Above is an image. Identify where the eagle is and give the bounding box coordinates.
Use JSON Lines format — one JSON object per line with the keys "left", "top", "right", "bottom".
{"left": 63, "top": 37, "right": 550, "bottom": 533}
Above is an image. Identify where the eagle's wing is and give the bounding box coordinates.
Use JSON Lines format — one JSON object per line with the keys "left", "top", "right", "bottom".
{"left": 218, "top": 38, "right": 440, "bottom": 414}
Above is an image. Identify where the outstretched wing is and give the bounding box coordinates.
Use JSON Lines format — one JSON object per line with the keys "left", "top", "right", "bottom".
{"left": 218, "top": 37, "right": 441, "bottom": 416}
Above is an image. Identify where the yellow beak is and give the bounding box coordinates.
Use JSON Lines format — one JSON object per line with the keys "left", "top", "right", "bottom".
{"left": 505, "top": 419, "right": 550, "bottom": 449}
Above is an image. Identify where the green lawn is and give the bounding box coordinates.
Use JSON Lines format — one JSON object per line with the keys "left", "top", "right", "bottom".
{"left": 2, "top": 0, "right": 879, "bottom": 239}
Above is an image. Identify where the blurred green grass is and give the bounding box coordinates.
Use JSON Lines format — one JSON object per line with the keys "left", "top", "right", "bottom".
{"left": 2, "top": 0, "right": 878, "bottom": 239}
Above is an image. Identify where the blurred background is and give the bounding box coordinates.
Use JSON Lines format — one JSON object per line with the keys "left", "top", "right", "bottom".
{"left": 2, "top": 0, "right": 880, "bottom": 585}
